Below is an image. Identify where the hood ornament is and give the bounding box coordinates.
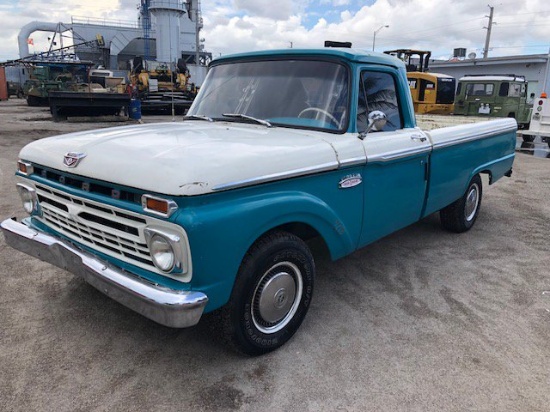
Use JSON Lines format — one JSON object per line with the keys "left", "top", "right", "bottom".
{"left": 63, "top": 152, "right": 86, "bottom": 168}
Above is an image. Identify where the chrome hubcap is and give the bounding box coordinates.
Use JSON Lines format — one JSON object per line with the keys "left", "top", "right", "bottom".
{"left": 465, "top": 183, "right": 480, "bottom": 222}
{"left": 252, "top": 262, "right": 303, "bottom": 334}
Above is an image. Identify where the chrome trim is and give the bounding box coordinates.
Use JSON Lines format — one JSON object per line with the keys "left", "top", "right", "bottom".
{"left": 63, "top": 152, "right": 87, "bottom": 168}
{"left": 432, "top": 125, "right": 517, "bottom": 150}
{"left": 141, "top": 194, "right": 178, "bottom": 218}
{"left": 367, "top": 146, "right": 432, "bottom": 164}
{"left": 338, "top": 173, "right": 362, "bottom": 189}
{"left": 144, "top": 227, "right": 187, "bottom": 274}
{"left": 18, "top": 160, "right": 34, "bottom": 176}
{"left": 19, "top": 178, "right": 193, "bottom": 281}
{"left": 213, "top": 161, "right": 339, "bottom": 191}
{"left": 338, "top": 156, "right": 366, "bottom": 167}
{"left": 251, "top": 261, "right": 303, "bottom": 334}
{"left": 1, "top": 218, "right": 207, "bottom": 328}
{"left": 16, "top": 183, "right": 40, "bottom": 215}
{"left": 411, "top": 134, "right": 427, "bottom": 142}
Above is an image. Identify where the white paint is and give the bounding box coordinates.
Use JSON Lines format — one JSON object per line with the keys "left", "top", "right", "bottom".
{"left": 19, "top": 122, "right": 363, "bottom": 196}
{"left": 19, "top": 119, "right": 516, "bottom": 197}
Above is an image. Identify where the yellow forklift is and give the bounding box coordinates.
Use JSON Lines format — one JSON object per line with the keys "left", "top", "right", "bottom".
{"left": 384, "top": 49, "right": 456, "bottom": 115}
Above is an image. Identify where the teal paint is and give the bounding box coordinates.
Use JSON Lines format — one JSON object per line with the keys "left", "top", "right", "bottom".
{"left": 13, "top": 48, "right": 517, "bottom": 317}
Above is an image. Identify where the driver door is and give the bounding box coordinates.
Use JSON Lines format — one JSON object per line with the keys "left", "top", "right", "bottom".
{"left": 357, "top": 69, "right": 432, "bottom": 247}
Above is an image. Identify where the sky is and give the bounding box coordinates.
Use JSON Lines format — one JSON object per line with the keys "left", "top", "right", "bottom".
{"left": 0, "top": 0, "right": 549, "bottom": 62}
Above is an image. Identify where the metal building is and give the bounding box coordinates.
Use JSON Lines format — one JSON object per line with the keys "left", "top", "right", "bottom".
{"left": 430, "top": 53, "right": 550, "bottom": 98}
{"left": 16, "top": 0, "right": 211, "bottom": 85}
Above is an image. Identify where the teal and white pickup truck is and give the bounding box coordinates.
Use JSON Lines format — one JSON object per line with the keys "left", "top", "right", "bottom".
{"left": 1, "top": 47, "right": 516, "bottom": 355}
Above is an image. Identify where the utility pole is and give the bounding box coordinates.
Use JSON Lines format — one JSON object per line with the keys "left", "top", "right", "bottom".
{"left": 483, "top": 4, "right": 494, "bottom": 59}
{"left": 542, "top": 47, "right": 550, "bottom": 96}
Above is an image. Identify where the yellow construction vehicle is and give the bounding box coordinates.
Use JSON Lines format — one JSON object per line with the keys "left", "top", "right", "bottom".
{"left": 384, "top": 49, "right": 455, "bottom": 115}
{"left": 130, "top": 57, "right": 197, "bottom": 113}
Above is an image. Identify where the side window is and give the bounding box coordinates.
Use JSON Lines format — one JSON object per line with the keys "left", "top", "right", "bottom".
{"left": 508, "top": 83, "right": 522, "bottom": 97}
{"left": 357, "top": 71, "right": 402, "bottom": 132}
{"left": 467, "top": 83, "right": 494, "bottom": 96}
{"left": 499, "top": 82, "right": 509, "bottom": 97}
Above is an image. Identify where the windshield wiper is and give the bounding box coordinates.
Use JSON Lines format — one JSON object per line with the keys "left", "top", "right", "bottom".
{"left": 222, "top": 113, "right": 272, "bottom": 127}
{"left": 182, "top": 114, "right": 214, "bottom": 122}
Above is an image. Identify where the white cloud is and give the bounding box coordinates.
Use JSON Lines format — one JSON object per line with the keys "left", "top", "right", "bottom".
{"left": 204, "top": 0, "right": 550, "bottom": 59}
{"left": 234, "top": 0, "right": 293, "bottom": 20}
{"left": 1, "top": 0, "right": 549, "bottom": 62}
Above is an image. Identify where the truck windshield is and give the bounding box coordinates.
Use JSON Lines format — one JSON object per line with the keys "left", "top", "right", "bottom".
{"left": 187, "top": 59, "right": 349, "bottom": 132}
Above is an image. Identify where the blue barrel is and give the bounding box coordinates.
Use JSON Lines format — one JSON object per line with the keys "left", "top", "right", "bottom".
{"left": 129, "top": 98, "right": 142, "bottom": 120}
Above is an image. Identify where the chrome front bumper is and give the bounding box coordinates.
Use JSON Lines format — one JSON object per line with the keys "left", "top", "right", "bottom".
{"left": 1, "top": 218, "right": 208, "bottom": 328}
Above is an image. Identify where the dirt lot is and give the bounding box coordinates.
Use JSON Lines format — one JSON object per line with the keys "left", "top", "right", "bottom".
{"left": 1, "top": 99, "right": 549, "bottom": 411}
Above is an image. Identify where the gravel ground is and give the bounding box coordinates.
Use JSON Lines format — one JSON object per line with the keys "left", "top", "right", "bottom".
{"left": 0, "top": 99, "right": 549, "bottom": 411}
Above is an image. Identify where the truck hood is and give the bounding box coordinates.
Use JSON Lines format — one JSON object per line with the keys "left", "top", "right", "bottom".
{"left": 20, "top": 122, "right": 346, "bottom": 196}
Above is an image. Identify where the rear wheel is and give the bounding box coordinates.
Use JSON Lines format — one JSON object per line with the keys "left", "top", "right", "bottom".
{"left": 440, "top": 174, "right": 483, "bottom": 233}
{"left": 27, "top": 95, "right": 39, "bottom": 106}
{"left": 217, "top": 231, "right": 315, "bottom": 356}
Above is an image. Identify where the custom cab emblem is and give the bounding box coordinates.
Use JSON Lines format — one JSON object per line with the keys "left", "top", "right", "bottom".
{"left": 339, "top": 173, "right": 362, "bottom": 189}
{"left": 63, "top": 152, "right": 86, "bottom": 168}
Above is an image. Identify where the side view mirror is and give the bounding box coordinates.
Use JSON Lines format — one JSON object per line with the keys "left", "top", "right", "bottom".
{"left": 367, "top": 111, "right": 387, "bottom": 133}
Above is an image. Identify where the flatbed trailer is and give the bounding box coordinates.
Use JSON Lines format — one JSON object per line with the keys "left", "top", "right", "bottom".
{"left": 49, "top": 91, "right": 130, "bottom": 121}
{"left": 141, "top": 93, "right": 194, "bottom": 115}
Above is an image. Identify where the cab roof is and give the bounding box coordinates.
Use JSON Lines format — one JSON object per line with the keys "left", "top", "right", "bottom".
{"left": 211, "top": 48, "right": 405, "bottom": 69}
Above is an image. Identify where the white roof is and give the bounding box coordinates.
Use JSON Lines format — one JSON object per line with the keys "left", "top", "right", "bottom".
{"left": 459, "top": 76, "right": 526, "bottom": 82}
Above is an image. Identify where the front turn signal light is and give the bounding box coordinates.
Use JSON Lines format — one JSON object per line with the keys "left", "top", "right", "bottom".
{"left": 141, "top": 194, "right": 178, "bottom": 218}
{"left": 17, "top": 160, "right": 33, "bottom": 176}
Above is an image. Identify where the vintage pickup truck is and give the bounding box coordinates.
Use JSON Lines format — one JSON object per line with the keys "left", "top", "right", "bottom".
{"left": 1, "top": 47, "right": 516, "bottom": 355}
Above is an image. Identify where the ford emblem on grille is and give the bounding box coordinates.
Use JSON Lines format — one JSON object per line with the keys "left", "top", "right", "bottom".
{"left": 63, "top": 152, "right": 86, "bottom": 168}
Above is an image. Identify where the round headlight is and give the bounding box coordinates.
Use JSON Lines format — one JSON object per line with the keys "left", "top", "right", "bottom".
{"left": 17, "top": 184, "right": 37, "bottom": 214}
{"left": 150, "top": 234, "right": 175, "bottom": 272}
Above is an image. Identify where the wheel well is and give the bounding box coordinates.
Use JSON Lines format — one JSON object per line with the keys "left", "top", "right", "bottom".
{"left": 479, "top": 169, "right": 493, "bottom": 184}
{"left": 266, "top": 222, "right": 330, "bottom": 259}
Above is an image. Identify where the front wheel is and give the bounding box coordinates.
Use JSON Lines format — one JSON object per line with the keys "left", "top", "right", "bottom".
{"left": 217, "top": 231, "right": 315, "bottom": 356}
{"left": 440, "top": 174, "right": 483, "bottom": 233}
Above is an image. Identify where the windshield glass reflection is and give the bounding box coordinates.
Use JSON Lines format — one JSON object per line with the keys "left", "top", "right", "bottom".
{"left": 188, "top": 59, "right": 349, "bottom": 132}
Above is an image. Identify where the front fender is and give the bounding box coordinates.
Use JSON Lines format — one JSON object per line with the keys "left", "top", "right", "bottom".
{"left": 175, "top": 181, "right": 362, "bottom": 312}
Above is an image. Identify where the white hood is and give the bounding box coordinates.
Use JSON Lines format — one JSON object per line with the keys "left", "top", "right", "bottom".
{"left": 20, "top": 122, "right": 355, "bottom": 196}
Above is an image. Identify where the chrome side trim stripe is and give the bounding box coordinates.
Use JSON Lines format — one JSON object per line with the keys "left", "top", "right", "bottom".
{"left": 212, "top": 161, "right": 340, "bottom": 191}
{"left": 367, "top": 146, "right": 432, "bottom": 163}
{"left": 339, "top": 156, "right": 367, "bottom": 167}
{"left": 432, "top": 124, "right": 517, "bottom": 150}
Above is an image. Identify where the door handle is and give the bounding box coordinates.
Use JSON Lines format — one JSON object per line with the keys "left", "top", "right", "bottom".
{"left": 411, "top": 134, "right": 427, "bottom": 142}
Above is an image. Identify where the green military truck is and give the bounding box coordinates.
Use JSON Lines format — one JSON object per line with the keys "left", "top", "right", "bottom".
{"left": 22, "top": 61, "right": 93, "bottom": 106}
{"left": 453, "top": 74, "right": 532, "bottom": 129}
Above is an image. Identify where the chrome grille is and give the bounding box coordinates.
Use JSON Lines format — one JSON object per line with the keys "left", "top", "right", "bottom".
{"left": 35, "top": 183, "right": 157, "bottom": 271}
